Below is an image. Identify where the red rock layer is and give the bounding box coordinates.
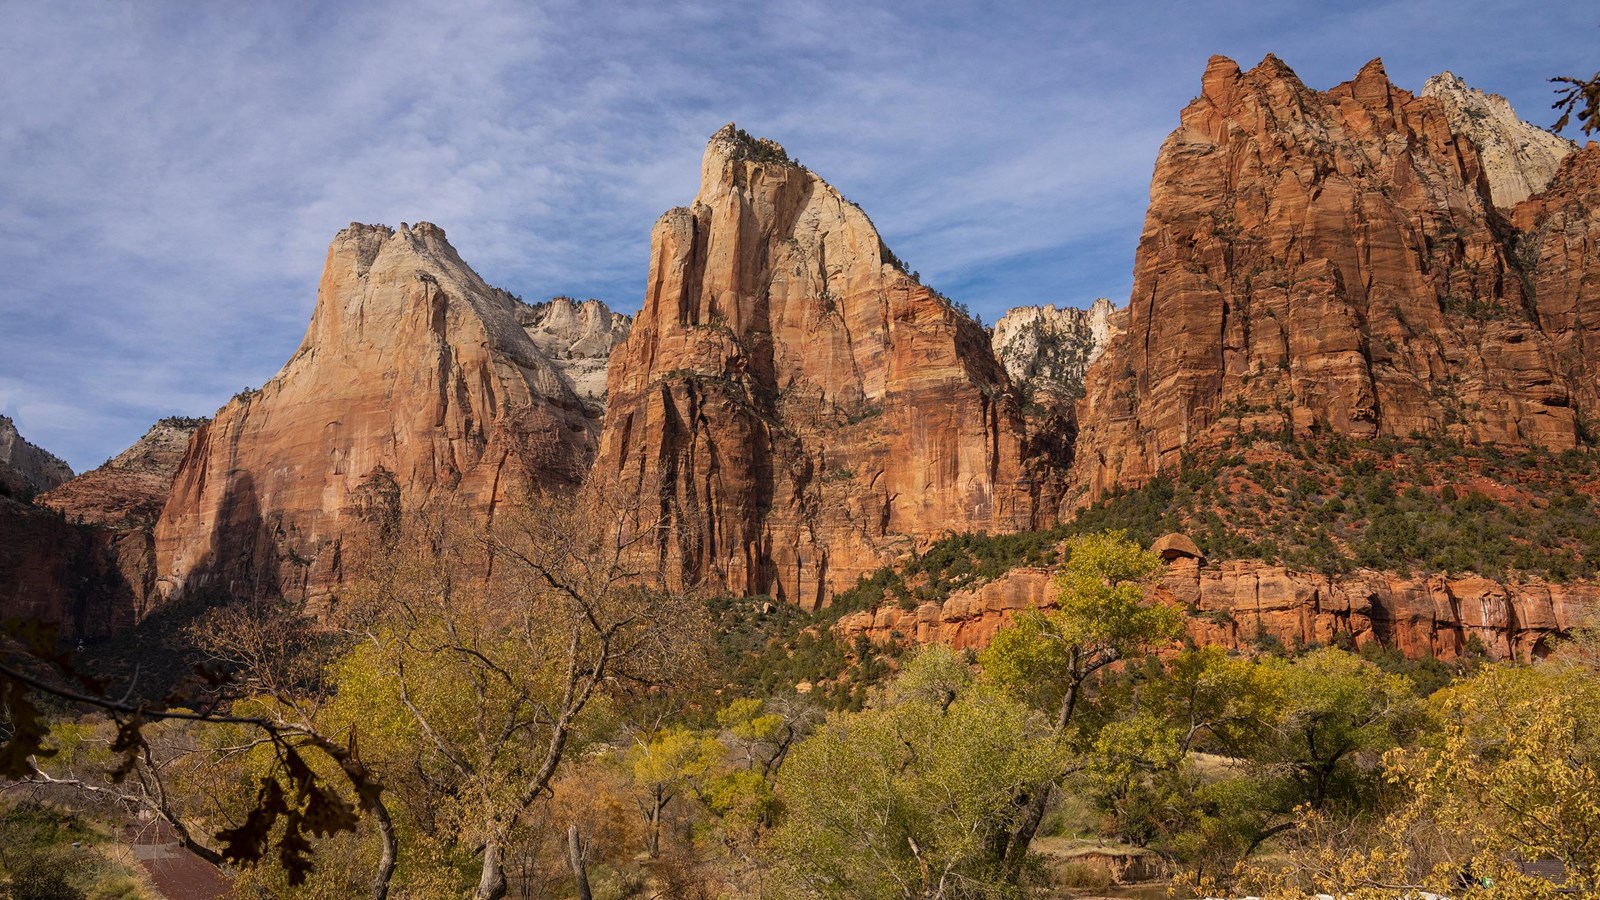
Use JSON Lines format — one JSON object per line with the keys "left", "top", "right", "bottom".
{"left": 1510, "top": 144, "right": 1600, "bottom": 430}
{"left": 835, "top": 557, "right": 1600, "bottom": 663}
{"left": 592, "top": 126, "right": 1060, "bottom": 608}
{"left": 154, "top": 223, "right": 595, "bottom": 605}
{"left": 41, "top": 417, "right": 204, "bottom": 530}
{"left": 1072, "top": 56, "right": 1579, "bottom": 498}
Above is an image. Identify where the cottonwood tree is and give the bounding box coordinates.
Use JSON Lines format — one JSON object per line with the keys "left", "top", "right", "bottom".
{"left": 772, "top": 646, "right": 1064, "bottom": 900}
{"left": 629, "top": 726, "right": 720, "bottom": 857}
{"left": 1227, "top": 638, "right": 1600, "bottom": 899}
{"left": 339, "top": 484, "right": 709, "bottom": 900}
{"left": 977, "top": 531, "right": 1181, "bottom": 876}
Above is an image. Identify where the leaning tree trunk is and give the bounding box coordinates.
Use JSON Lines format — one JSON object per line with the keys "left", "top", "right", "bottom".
{"left": 371, "top": 797, "right": 398, "bottom": 900}
{"left": 475, "top": 838, "right": 507, "bottom": 900}
{"left": 568, "top": 824, "right": 593, "bottom": 900}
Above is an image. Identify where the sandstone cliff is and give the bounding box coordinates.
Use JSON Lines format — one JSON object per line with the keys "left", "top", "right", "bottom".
{"left": 512, "top": 295, "right": 631, "bottom": 413}
{"left": 591, "top": 125, "right": 1062, "bottom": 608}
{"left": 154, "top": 222, "right": 597, "bottom": 605}
{"left": 1511, "top": 143, "right": 1600, "bottom": 432}
{"left": 1072, "top": 56, "right": 1580, "bottom": 498}
{"left": 836, "top": 554, "right": 1600, "bottom": 663}
{"left": 0, "top": 414, "right": 72, "bottom": 499}
{"left": 1422, "top": 71, "right": 1574, "bottom": 208}
{"left": 991, "top": 298, "right": 1123, "bottom": 405}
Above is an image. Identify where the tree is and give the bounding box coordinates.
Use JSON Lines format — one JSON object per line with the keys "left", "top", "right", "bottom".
{"left": 1226, "top": 641, "right": 1600, "bottom": 899}
{"left": 1552, "top": 70, "right": 1600, "bottom": 135}
{"left": 977, "top": 531, "right": 1181, "bottom": 875}
{"left": 1079, "top": 646, "right": 1270, "bottom": 870}
{"left": 629, "top": 726, "right": 719, "bottom": 857}
{"left": 339, "top": 485, "right": 708, "bottom": 900}
{"left": 771, "top": 647, "right": 1064, "bottom": 899}
{"left": 0, "top": 618, "right": 385, "bottom": 894}
{"left": 1216, "top": 649, "right": 1422, "bottom": 822}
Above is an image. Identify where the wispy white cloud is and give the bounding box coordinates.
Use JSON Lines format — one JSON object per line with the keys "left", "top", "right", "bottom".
{"left": 1, "top": 0, "right": 1592, "bottom": 469}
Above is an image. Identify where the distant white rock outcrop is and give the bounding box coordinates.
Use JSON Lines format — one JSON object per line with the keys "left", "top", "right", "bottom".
{"left": 1422, "top": 70, "right": 1575, "bottom": 208}
{"left": 991, "top": 298, "right": 1123, "bottom": 405}
{"left": 513, "top": 296, "right": 632, "bottom": 413}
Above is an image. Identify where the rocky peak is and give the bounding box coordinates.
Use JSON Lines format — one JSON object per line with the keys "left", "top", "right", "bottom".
{"left": 40, "top": 416, "right": 206, "bottom": 528}
{"left": 593, "top": 125, "right": 1057, "bottom": 607}
{"left": 0, "top": 414, "right": 72, "bottom": 499}
{"left": 512, "top": 296, "right": 631, "bottom": 413}
{"left": 990, "top": 299, "right": 1123, "bottom": 404}
{"left": 1422, "top": 70, "right": 1574, "bottom": 208}
{"left": 1072, "top": 54, "right": 1578, "bottom": 498}
{"left": 706, "top": 122, "right": 800, "bottom": 168}
{"left": 154, "top": 221, "right": 598, "bottom": 605}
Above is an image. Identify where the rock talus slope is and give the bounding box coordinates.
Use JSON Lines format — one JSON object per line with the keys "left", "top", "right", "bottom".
{"left": 40, "top": 417, "right": 205, "bottom": 529}
{"left": 1072, "top": 56, "right": 1580, "bottom": 498}
{"left": 154, "top": 222, "right": 598, "bottom": 605}
{"left": 592, "top": 125, "right": 1062, "bottom": 608}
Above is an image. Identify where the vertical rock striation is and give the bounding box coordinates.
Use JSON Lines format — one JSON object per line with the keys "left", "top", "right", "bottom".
{"left": 592, "top": 125, "right": 1061, "bottom": 608}
{"left": 1510, "top": 143, "right": 1600, "bottom": 432}
{"left": 153, "top": 222, "right": 598, "bottom": 605}
{"left": 1073, "top": 56, "right": 1580, "bottom": 498}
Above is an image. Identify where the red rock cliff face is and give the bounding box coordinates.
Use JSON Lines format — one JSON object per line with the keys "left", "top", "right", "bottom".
{"left": 1072, "top": 56, "right": 1579, "bottom": 497}
{"left": 154, "top": 222, "right": 595, "bottom": 604}
{"left": 836, "top": 558, "right": 1600, "bottom": 663}
{"left": 593, "top": 126, "right": 1058, "bottom": 608}
{"left": 1511, "top": 144, "right": 1600, "bottom": 431}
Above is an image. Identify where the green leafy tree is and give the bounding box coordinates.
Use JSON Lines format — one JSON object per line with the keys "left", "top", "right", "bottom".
{"left": 629, "top": 726, "right": 720, "bottom": 857}
{"left": 339, "top": 486, "right": 707, "bottom": 900}
{"left": 978, "top": 531, "right": 1181, "bottom": 874}
{"left": 771, "top": 647, "right": 1064, "bottom": 899}
{"left": 1228, "top": 638, "right": 1600, "bottom": 898}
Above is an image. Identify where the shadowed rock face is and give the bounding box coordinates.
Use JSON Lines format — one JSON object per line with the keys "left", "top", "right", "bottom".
{"left": 1511, "top": 144, "right": 1600, "bottom": 432}
{"left": 0, "top": 498, "right": 147, "bottom": 639}
{"left": 0, "top": 415, "right": 72, "bottom": 500}
{"left": 591, "top": 124, "right": 1065, "bottom": 608}
{"left": 1072, "top": 55, "right": 1581, "bottom": 499}
{"left": 1422, "top": 71, "right": 1574, "bottom": 209}
{"left": 153, "top": 222, "right": 598, "bottom": 606}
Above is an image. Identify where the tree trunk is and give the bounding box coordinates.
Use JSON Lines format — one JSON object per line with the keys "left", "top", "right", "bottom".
{"left": 568, "top": 824, "right": 593, "bottom": 900}
{"left": 475, "top": 838, "right": 507, "bottom": 900}
{"left": 646, "top": 793, "right": 663, "bottom": 857}
{"left": 1003, "top": 671, "right": 1085, "bottom": 877}
{"left": 371, "top": 798, "right": 398, "bottom": 900}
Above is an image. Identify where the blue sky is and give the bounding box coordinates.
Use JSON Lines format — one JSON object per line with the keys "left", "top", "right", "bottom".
{"left": 1, "top": 0, "right": 1593, "bottom": 471}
